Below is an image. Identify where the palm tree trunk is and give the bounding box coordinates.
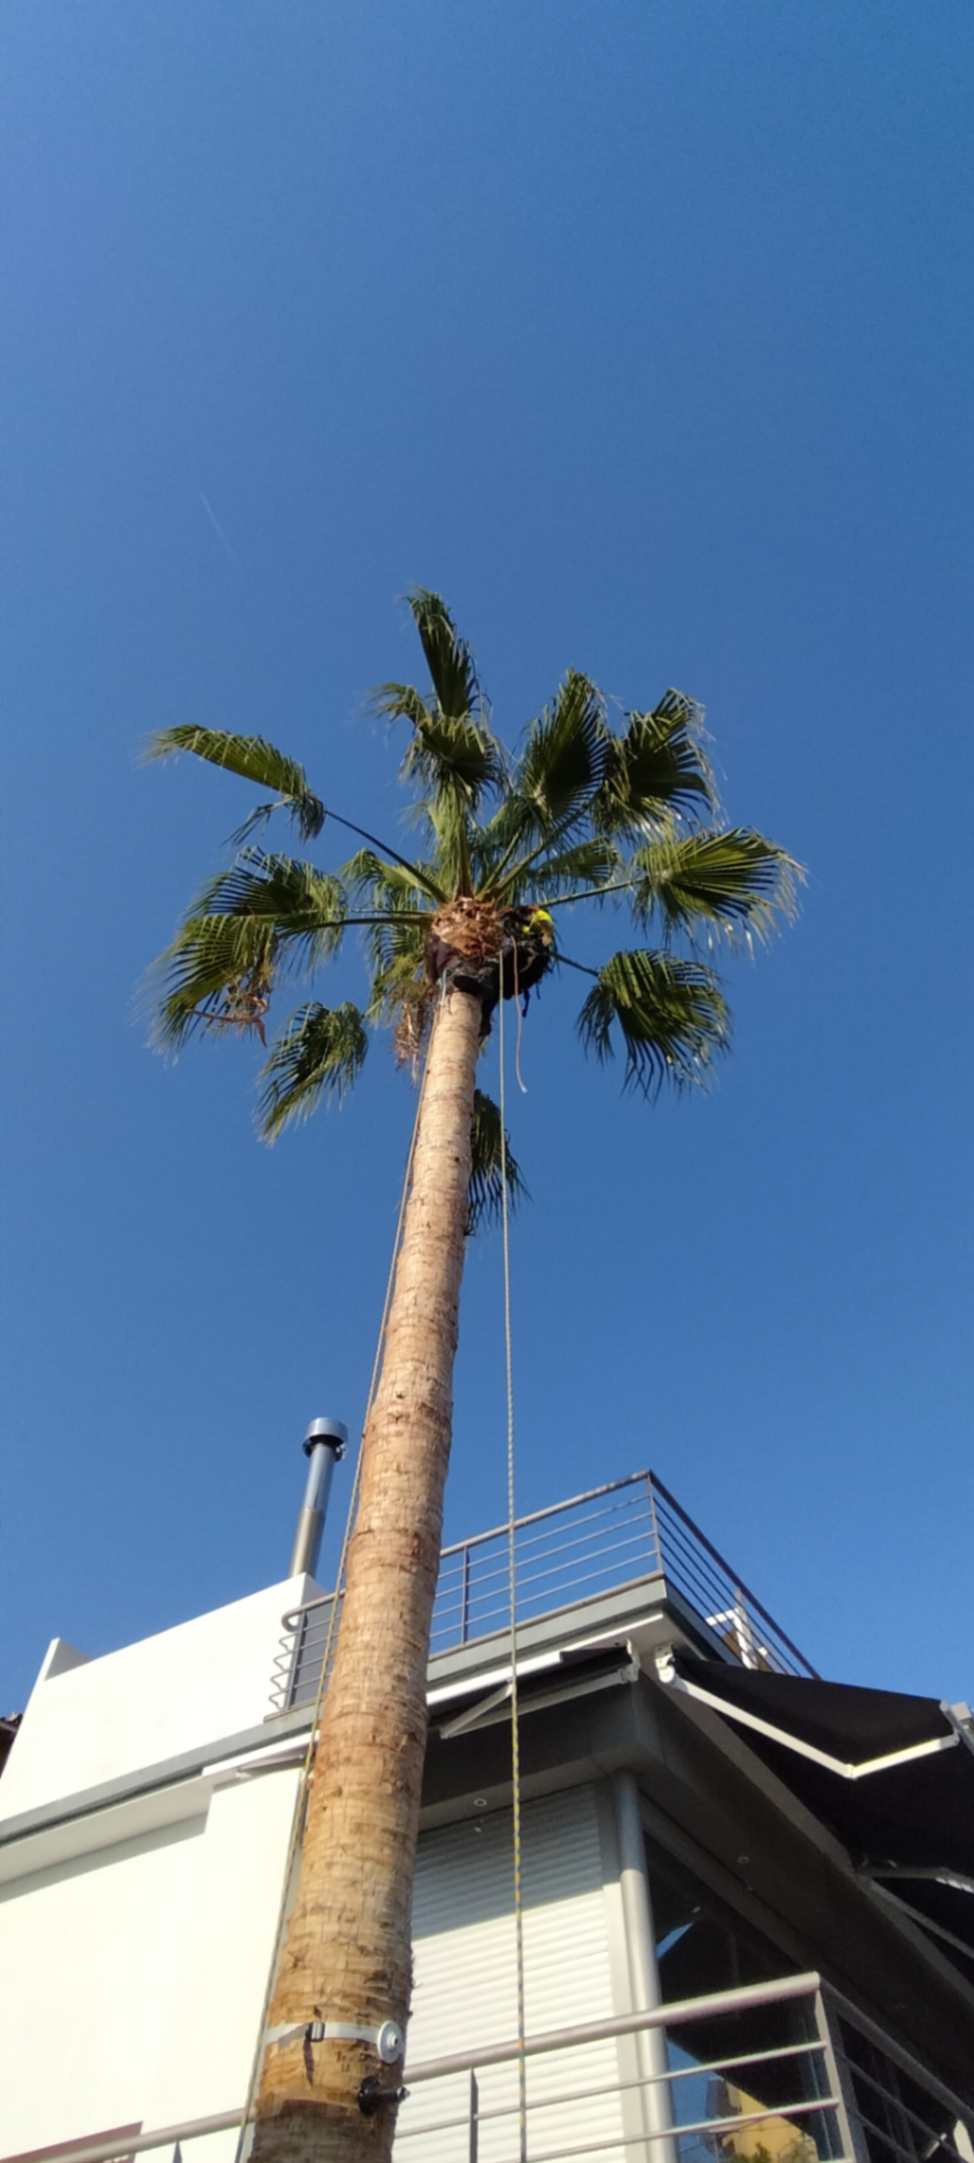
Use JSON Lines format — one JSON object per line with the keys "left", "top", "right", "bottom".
{"left": 251, "top": 981, "right": 484, "bottom": 2161}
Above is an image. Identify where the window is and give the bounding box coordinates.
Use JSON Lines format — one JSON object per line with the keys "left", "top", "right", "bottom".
{"left": 646, "top": 1843, "right": 839, "bottom": 2163}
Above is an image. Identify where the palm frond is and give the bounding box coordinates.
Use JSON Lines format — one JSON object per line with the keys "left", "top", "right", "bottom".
{"left": 467, "top": 1089, "right": 528, "bottom": 1233}
{"left": 577, "top": 949, "right": 729, "bottom": 1095}
{"left": 630, "top": 829, "right": 802, "bottom": 943}
{"left": 403, "top": 709, "right": 507, "bottom": 804}
{"left": 365, "top": 909, "right": 428, "bottom": 1002}
{"left": 339, "top": 845, "right": 445, "bottom": 909}
{"left": 373, "top": 667, "right": 505, "bottom": 837}
{"left": 147, "top": 727, "right": 325, "bottom": 842}
{"left": 364, "top": 922, "right": 431, "bottom": 1068}
{"left": 375, "top": 593, "right": 505, "bottom": 827}
{"left": 371, "top": 682, "right": 431, "bottom": 732}
{"left": 152, "top": 914, "right": 280, "bottom": 1050}
{"left": 197, "top": 849, "right": 349, "bottom": 966}
{"left": 522, "top": 837, "right": 625, "bottom": 904}
{"left": 593, "top": 693, "right": 716, "bottom": 839}
{"left": 257, "top": 1002, "right": 368, "bottom": 1140}
{"left": 408, "top": 588, "right": 481, "bottom": 720}
{"left": 514, "top": 671, "right": 608, "bottom": 833}
{"left": 423, "top": 787, "right": 481, "bottom": 894}
{"left": 477, "top": 676, "right": 610, "bottom": 898}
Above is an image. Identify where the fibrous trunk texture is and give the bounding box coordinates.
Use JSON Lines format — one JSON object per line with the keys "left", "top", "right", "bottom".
{"left": 251, "top": 983, "right": 483, "bottom": 2162}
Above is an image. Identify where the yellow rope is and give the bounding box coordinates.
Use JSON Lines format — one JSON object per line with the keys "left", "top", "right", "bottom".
{"left": 498, "top": 964, "right": 529, "bottom": 2162}
{"left": 235, "top": 1029, "right": 437, "bottom": 2158}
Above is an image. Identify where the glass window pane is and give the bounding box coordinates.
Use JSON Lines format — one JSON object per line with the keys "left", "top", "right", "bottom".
{"left": 645, "top": 1840, "right": 842, "bottom": 2163}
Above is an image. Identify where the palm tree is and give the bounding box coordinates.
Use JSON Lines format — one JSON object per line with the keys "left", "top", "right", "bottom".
{"left": 147, "top": 590, "right": 798, "bottom": 2160}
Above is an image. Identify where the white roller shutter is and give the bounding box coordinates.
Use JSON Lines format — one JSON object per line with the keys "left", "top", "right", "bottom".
{"left": 398, "top": 1784, "right": 629, "bottom": 2161}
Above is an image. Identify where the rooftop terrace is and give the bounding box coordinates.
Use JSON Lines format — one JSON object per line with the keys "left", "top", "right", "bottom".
{"left": 270, "top": 1467, "right": 816, "bottom": 1716}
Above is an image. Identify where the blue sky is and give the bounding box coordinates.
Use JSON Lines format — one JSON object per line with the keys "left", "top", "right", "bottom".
{"left": 3, "top": 1, "right": 971, "bottom": 1713}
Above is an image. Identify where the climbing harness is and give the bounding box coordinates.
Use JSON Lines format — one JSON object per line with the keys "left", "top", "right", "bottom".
{"left": 498, "top": 963, "right": 529, "bottom": 2163}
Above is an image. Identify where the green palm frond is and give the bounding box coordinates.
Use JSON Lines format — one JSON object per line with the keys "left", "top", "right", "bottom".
{"left": 371, "top": 682, "right": 431, "bottom": 732}
{"left": 467, "top": 1090, "right": 528, "bottom": 1233}
{"left": 373, "top": 593, "right": 506, "bottom": 831}
{"left": 365, "top": 899, "right": 426, "bottom": 990}
{"left": 577, "top": 949, "right": 729, "bottom": 1095}
{"left": 342, "top": 866, "right": 431, "bottom": 1048}
{"left": 147, "top": 594, "right": 796, "bottom": 1149}
{"left": 524, "top": 836, "right": 624, "bottom": 904}
{"left": 258, "top": 1002, "right": 368, "bottom": 1140}
{"left": 366, "top": 926, "right": 431, "bottom": 1070}
{"left": 339, "top": 848, "right": 443, "bottom": 910}
{"left": 370, "top": 946, "right": 429, "bottom": 1026}
{"left": 593, "top": 693, "right": 716, "bottom": 839}
{"left": 147, "top": 727, "right": 325, "bottom": 842}
{"left": 423, "top": 788, "right": 479, "bottom": 894}
{"left": 153, "top": 914, "right": 280, "bottom": 1049}
{"left": 514, "top": 671, "right": 608, "bottom": 833}
{"left": 479, "top": 674, "right": 610, "bottom": 896}
{"left": 408, "top": 588, "right": 481, "bottom": 721}
{"left": 197, "top": 849, "right": 349, "bottom": 965}
{"left": 631, "top": 829, "right": 801, "bottom": 943}
{"left": 402, "top": 709, "right": 507, "bottom": 804}
{"left": 372, "top": 693, "right": 506, "bottom": 832}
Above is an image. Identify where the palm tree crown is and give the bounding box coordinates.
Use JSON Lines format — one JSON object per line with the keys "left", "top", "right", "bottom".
{"left": 148, "top": 589, "right": 799, "bottom": 1221}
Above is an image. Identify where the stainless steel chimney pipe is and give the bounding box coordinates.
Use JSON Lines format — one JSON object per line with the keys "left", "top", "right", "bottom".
{"left": 289, "top": 1416, "right": 347, "bottom": 1578}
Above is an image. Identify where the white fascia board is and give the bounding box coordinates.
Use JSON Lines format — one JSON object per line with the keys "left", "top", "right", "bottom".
{"left": 0, "top": 1776, "right": 207, "bottom": 1887}
{"left": 426, "top": 1617, "right": 648, "bottom": 1712}
{"left": 427, "top": 1648, "right": 562, "bottom": 1708}
{"left": 0, "top": 1734, "right": 305, "bottom": 1888}
{"left": 202, "top": 1736, "right": 308, "bottom": 1783}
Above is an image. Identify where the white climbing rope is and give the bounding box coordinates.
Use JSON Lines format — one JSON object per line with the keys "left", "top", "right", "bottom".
{"left": 513, "top": 940, "right": 529, "bottom": 1095}
{"left": 497, "top": 961, "right": 529, "bottom": 2162}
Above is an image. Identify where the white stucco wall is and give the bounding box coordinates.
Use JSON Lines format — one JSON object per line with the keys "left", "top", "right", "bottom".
{"left": 0, "top": 1764, "right": 300, "bottom": 2160}
{"left": 0, "top": 1572, "right": 318, "bottom": 1820}
{"left": 0, "top": 1804, "right": 208, "bottom": 2153}
{"left": 0, "top": 1579, "right": 635, "bottom": 2161}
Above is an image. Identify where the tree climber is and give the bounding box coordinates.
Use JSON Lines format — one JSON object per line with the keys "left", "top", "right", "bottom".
{"left": 427, "top": 904, "right": 556, "bottom": 1036}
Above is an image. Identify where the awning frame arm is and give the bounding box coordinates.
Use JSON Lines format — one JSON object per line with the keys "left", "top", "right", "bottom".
{"left": 863, "top": 1864, "right": 974, "bottom": 1896}
{"left": 654, "top": 1649, "right": 959, "bottom": 1781}
{"left": 439, "top": 1681, "right": 513, "bottom": 1739}
{"left": 865, "top": 1878, "right": 974, "bottom": 1967}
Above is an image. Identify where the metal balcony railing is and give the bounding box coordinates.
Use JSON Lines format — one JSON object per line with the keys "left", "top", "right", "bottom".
{"left": 269, "top": 1469, "right": 816, "bottom": 1715}
{"left": 30, "top": 1970, "right": 974, "bottom": 2163}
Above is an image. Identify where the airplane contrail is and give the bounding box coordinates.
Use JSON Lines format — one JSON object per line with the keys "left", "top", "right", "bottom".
{"left": 198, "top": 490, "right": 240, "bottom": 566}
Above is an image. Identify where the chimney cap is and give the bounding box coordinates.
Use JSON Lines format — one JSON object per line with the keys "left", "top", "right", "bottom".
{"left": 303, "top": 1415, "right": 348, "bottom": 1459}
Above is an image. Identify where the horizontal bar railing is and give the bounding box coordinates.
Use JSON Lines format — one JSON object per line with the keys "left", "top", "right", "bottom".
{"left": 392, "top": 2040, "right": 833, "bottom": 2147}
{"left": 435, "top": 1473, "right": 658, "bottom": 1562}
{"left": 22, "top": 1975, "right": 827, "bottom": 2163}
{"left": 404, "top": 1968, "right": 823, "bottom": 2084}
{"left": 269, "top": 1470, "right": 817, "bottom": 1710}
{"left": 0, "top": 2109, "right": 244, "bottom": 2163}
{"left": 396, "top": 1970, "right": 843, "bottom": 2161}
{"left": 822, "top": 1979, "right": 974, "bottom": 2163}
{"left": 398, "top": 2097, "right": 840, "bottom": 2163}
{"left": 649, "top": 1473, "right": 815, "bottom": 1677}
{"left": 28, "top": 1972, "right": 973, "bottom": 2163}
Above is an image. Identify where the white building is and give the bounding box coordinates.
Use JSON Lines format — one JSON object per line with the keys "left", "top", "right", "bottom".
{"left": 3, "top": 1462, "right": 974, "bottom": 2163}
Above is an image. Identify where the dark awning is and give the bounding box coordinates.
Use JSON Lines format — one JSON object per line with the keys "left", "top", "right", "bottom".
{"left": 662, "top": 1653, "right": 974, "bottom": 1980}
